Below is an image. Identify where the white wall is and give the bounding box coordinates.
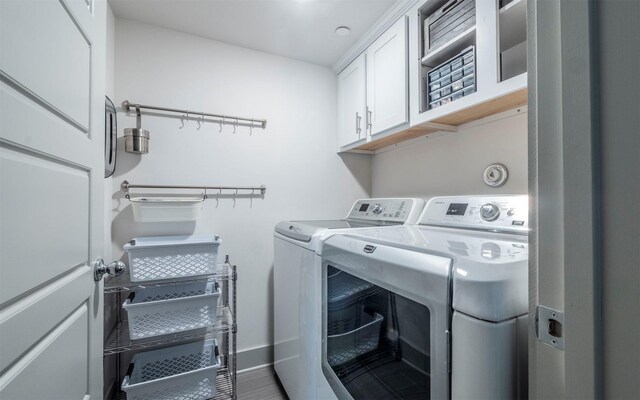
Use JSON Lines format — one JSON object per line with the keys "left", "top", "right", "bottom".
{"left": 111, "top": 19, "right": 371, "bottom": 360}
{"left": 371, "top": 110, "right": 528, "bottom": 198}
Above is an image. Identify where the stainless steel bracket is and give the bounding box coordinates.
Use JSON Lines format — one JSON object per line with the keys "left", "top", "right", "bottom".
{"left": 536, "top": 305, "right": 565, "bottom": 350}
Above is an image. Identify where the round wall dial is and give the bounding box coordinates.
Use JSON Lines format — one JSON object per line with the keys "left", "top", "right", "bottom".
{"left": 483, "top": 163, "right": 509, "bottom": 187}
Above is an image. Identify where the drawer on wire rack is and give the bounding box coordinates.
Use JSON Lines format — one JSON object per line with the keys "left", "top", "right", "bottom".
{"left": 124, "top": 234, "right": 221, "bottom": 283}
{"left": 121, "top": 339, "right": 221, "bottom": 400}
{"left": 123, "top": 280, "right": 221, "bottom": 340}
{"left": 327, "top": 308, "right": 384, "bottom": 367}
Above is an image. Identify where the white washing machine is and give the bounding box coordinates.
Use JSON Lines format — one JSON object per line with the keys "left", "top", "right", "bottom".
{"left": 273, "top": 198, "right": 425, "bottom": 400}
{"left": 316, "top": 195, "right": 529, "bottom": 400}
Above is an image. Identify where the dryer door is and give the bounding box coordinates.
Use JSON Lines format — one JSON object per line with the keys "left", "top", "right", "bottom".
{"left": 320, "top": 234, "right": 452, "bottom": 400}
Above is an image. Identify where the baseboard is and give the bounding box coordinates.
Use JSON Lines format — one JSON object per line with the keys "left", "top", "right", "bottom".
{"left": 237, "top": 344, "right": 274, "bottom": 372}
{"left": 238, "top": 362, "right": 273, "bottom": 374}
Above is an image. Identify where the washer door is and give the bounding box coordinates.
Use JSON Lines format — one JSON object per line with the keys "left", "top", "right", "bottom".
{"left": 320, "top": 234, "right": 452, "bottom": 400}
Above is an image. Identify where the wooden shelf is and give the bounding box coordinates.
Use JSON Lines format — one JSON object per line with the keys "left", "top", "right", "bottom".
{"left": 421, "top": 26, "right": 476, "bottom": 67}
{"left": 352, "top": 88, "right": 527, "bottom": 152}
{"left": 433, "top": 88, "right": 527, "bottom": 125}
{"left": 355, "top": 124, "right": 449, "bottom": 151}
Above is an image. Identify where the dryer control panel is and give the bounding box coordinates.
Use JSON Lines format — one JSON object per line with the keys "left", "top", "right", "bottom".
{"left": 420, "top": 195, "right": 528, "bottom": 234}
{"left": 347, "top": 198, "right": 424, "bottom": 224}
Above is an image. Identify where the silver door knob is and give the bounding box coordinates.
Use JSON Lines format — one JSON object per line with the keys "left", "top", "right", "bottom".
{"left": 93, "top": 258, "right": 126, "bottom": 281}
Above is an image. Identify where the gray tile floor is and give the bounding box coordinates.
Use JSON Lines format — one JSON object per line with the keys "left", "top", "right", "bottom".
{"left": 237, "top": 366, "right": 288, "bottom": 400}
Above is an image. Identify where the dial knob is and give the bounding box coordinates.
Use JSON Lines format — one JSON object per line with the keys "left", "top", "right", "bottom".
{"left": 371, "top": 203, "right": 384, "bottom": 215}
{"left": 480, "top": 203, "right": 500, "bottom": 221}
{"left": 481, "top": 242, "right": 502, "bottom": 260}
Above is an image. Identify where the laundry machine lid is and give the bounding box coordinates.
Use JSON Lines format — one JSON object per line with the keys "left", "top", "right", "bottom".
{"left": 327, "top": 225, "right": 529, "bottom": 322}
{"left": 321, "top": 231, "right": 452, "bottom": 310}
{"left": 413, "top": 225, "right": 528, "bottom": 321}
{"left": 275, "top": 219, "right": 398, "bottom": 242}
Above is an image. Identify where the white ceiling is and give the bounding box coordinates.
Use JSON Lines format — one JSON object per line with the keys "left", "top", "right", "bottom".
{"left": 109, "top": 0, "right": 398, "bottom": 67}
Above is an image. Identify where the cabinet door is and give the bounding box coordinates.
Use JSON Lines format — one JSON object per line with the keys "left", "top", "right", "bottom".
{"left": 337, "top": 53, "right": 366, "bottom": 149}
{"left": 366, "top": 16, "right": 408, "bottom": 136}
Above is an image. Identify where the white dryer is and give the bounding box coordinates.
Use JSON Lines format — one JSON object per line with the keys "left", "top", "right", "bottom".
{"left": 317, "top": 195, "right": 529, "bottom": 400}
{"left": 273, "top": 198, "right": 425, "bottom": 400}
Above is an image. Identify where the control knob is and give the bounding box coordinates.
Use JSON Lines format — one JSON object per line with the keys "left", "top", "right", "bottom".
{"left": 481, "top": 242, "right": 502, "bottom": 260}
{"left": 480, "top": 203, "right": 500, "bottom": 221}
{"left": 371, "top": 203, "right": 384, "bottom": 215}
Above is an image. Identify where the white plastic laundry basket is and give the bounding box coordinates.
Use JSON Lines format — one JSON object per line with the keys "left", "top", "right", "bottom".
{"left": 123, "top": 234, "right": 221, "bottom": 283}
{"left": 327, "top": 310, "right": 384, "bottom": 367}
{"left": 121, "top": 339, "right": 221, "bottom": 400}
{"left": 123, "top": 280, "right": 221, "bottom": 340}
{"left": 130, "top": 196, "right": 204, "bottom": 222}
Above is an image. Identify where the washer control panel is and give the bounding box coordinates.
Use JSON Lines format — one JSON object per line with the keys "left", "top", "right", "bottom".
{"left": 420, "top": 195, "right": 528, "bottom": 233}
{"left": 347, "top": 198, "right": 423, "bottom": 223}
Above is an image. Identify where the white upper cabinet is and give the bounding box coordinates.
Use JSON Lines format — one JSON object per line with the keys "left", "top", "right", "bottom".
{"left": 409, "top": 0, "right": 527, "bottom": 133}
{"left": 334, "top": 0, "right": 528, "bottom": 153}
{"left": 337, "top": 53, "right": 366, "bottom": 149}
{"left": 366, "top": 16, "right": 408, "bottom": 137}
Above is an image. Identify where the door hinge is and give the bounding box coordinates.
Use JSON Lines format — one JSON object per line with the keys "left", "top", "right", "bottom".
{"left": 535, "top": 305, "right": 565, "bottom": 350}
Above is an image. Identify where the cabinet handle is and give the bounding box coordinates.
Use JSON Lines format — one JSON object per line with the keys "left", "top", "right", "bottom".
{"left": 356, "top": 112, "right": 362, "bottom": 135}
{"left": 366, "top": 107, "right": 373, "bottom": 133}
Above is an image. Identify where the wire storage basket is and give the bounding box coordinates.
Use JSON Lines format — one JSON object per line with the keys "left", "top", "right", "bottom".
{"left": 123, "top": 234, "right": 221, "bottom": 283}
{"left": 327, "top": 308, "right": 384, "bottom": 367}
{"left": 121, "top": 339, "right": 221, "bottom": 400}
{"left": 123, "top": 280, "right": 221, "bottom": 340}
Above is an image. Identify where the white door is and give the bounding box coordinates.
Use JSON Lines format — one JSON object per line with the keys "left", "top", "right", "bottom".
{"left": 530, "top": 1, "right": 640, "bottom": 399}
{"left": 337, "top": 53, "right": 366, "bottom": 149}
{"left": 366, "top": 16, "right": 408, "bottom": 137}
{"left": 0, "top": 1, "right": 106, "bottom": 399}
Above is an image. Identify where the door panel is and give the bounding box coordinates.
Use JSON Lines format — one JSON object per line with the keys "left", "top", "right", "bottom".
{"left": 0, "top": 306, "right": 90, "bottom": 400}
{"left": 530, "top": 0, "right": 640, "bottom": 398}
{"left": 0, "top": 0, "right": 106, "bottom": 398}
{"left": 0, "top": 0, "right": 91, "bottom": 130}
{"left": 366, "top": 16, "right": 408, "bottom": 136}
{"left": 64, "top": 0, "right": 94, "bottom": 35}
{"left": 0, "top": 266, "right": 92, "bottom": 371}
{"left": 337, "top": 53, "right": 366, "bottom": 149}
{"left": 0, "top": 80, "right": 92, "bottom": 166}
{"left": 0, "top": 146, "right": 90, "bottom": 304}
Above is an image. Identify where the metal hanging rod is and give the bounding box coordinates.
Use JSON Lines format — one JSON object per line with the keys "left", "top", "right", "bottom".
{"left": 121, "top": 180, "right": 266, "bottom": 199}
{"left": 122, "top": 100, "right": 267, "bottom": 129}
